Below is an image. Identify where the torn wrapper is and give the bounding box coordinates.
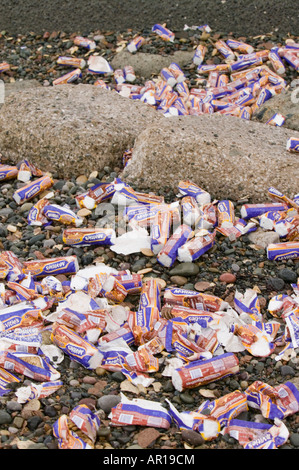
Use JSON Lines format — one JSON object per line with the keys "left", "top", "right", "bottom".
{"left": 109, "top": 393, "right": 171, "bottom": 428}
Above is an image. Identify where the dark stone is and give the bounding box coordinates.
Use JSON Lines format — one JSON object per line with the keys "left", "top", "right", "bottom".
{"left": 278, "top": 268, "right": 297, "bottom": 284}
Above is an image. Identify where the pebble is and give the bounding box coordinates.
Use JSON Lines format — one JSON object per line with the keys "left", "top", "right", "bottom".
{"left": 140, "top": 248, "right": 155, "bottom": 257}
{"left": 219, "top": 272, "right": 236, "bottom": 283}
{"left": 77, "top": 208, "right": 92, "bottom": 217}
{"left": 180, "top": 392, "right": 194, "bottom": 404}
{"left": 6, "top": 400, "right": 22, "bottom": 412}
{"left": 136, "top": 428, "right": 160, "bottom": 448}
{"left": 194, "top": 281, "right": 213, "bottom": 291}
{"left": 97, "top": 395, "right": 121, "bottom": 414}
{"left": 170, "top": 275, "right": 188, "bottom": 286}
{"left": 27, "top": 415, "right": 42, "bottom": 431}
{"left": 278, "top": 268, "right": 297, "bottom": 283}
{"left": 281, "top": 365, "right": 296, "bottom": 376}
{"left": 0, "top": 411, "right": 12, "bottom": 425}
{"left": 169, "top": 262, "right": 199, "bottom": 277}
{"left": 181, "top": 429, "right": 205, "bottom": 447}
{"left": 290, "top": 433, "right": 299, "bottom": 447}
{"left": 267, "top": 277, "right": 285, "bottom": 291}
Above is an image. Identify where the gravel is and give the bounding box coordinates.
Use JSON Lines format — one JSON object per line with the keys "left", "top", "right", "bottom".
{"left": 0, "top": 0, "right": 297, "bottom": 37}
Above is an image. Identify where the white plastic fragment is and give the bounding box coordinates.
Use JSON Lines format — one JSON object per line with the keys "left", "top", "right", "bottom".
{"left": 88, "top": 55, "right": 113, "bottom": 74}
{"left": 110, "top": 228, "right": 151, "bottom": 255}
{"left": 40, "top": 344, "right": 64, "bottom": 365}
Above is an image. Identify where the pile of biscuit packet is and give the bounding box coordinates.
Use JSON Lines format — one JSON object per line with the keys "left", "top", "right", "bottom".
{"left": 0, "top": 155, "right": 299, "bottom": 449}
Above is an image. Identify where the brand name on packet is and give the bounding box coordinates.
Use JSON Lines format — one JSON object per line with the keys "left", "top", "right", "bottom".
{"left": 67, "top": 344, "right": 85, "bottom": 357}
{"left": 44, "top": 261, "right": 67, "bottom": 271}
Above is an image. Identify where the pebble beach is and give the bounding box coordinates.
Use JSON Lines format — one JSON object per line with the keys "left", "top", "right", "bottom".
{"left": 0, "top": 0, "right": 298, "bottom": 456}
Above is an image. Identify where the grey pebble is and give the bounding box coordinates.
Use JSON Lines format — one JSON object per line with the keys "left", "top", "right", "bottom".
{"left": 169, "top": 262, "right": 199, "bottom": 277}
{"left": 180, "top": 392, "right": 194, "bottom": 404}
{"left": 0, "top": 410, "right": 12, "bottom": 425}
{"left": 267, "top": 277, "right": 285, "bottom": 291}
{"left": 231, "top": 263, "right": 240, "bottom": 272}
{"left": 6, "top": 400, "right": 22, "bottom": 412}
{"left": 290, "top": 433, "right": 299, "bottom": 447}
{"left": 27, "top": 415, "right": 42, "bottom": 431}
{"left": 281, "top": 365, "right": 295, "bottom": 376}
{"left": 97, "top": 394, "right": 121, "bottom": 414}
{"left": 278, "top": 268, "right": 297, "bottom": 284}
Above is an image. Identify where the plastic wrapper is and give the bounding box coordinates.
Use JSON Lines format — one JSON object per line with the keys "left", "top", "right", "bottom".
{"left": 53, "top": 404, "right": 101, "bottom": 449}
{"left": 215, "top": 40, "right": 235, "bottom": 60}
{"left": 161, "top": 304, "right": 222, "bottom": 326}
{"left": 88, "top": 273, "right": 127, "bottom": 303}
{"left": 163, "top": 288, "right": 227, "bottom": 312}
{"left": 172, "top": 352, "right": 239, "bottom": 391}
{"left": 0, "top": 366, "right": 20, "bottom": 396}
{"left": 127, "top": 36, "right": 145, "bottom": 53}
{"left": 109, "top": 393, "right": 171, "bottom": 428}
{"left": 223, "top": 418, "right": 289, "bottom": 449}
{"left": 23, "top": 255, "right": 79, "bottom": 278}
{"left": 17, "top": 159, "right": 44, "bottom": 183}
{"left": 51, "top": 323, "right": 103, "bottom": 369}
{"left": 181, "top": 196, "right": 201, "bottom": 226}
{"left": 177, "top": 180, "right": 211, "bottom": 205}
{"left": 234, "top": 289, "right": 262, "bottom": 321}
{"left": 57, "top": 56, "right": 86, "bottom": 68}
{"left": 73, "top": 36, "right": 96, "bottom": 50}
{"left": 98, "top": 323, "right": 135, "bottom": 347}
{"left": 43, "top": 204, "right": 83, "bottom": 227}
{"left": 75, "top": 181, "right": 117, "bottom": 209}
{"left": 0, "top": 251, "right": 24, "bottom": 282}
{"left": 0, "top": 350, "right": 60, "bottom": 381}
{"left": 7, "top": 278, "right": 39, "bottom": 303}
{"left": 267, "top": 241, "right": 299, "bottom": 260}
{"left": 123, "top": 347, "right": 159, "bottom": 373}
{"left": 287, "top": 137, "right": 299, "bottom": 153}
{"left": 268, "top": 186, "right": 299, "bottom": 211}
{"left": 169, "top": 327, "right": 212, "bottom": 362}
{"left": 56, "top": 307, "right": 107, "bottom": 336}
{"left": 113, "top": 273, "right": 142, "bottom": 295}
{"left": 167, "top": 399, "right": 220, "bottom": 440}
{"left": 152, "top": 24, "right": 175, "bottom": 42}
{"left": 0, "top": 326, "right": 42, "bottom": 353}
{"left": 139, "top": 278, "right": 161, "bottom": 311}
{"left": 245, "top": 380, "right": 299, "bottom": 420}
{"left": 240, "top": 202, "right": 288, "bottom": 219}
{"left": 226, "top": 39, "right": 254, "bottom": 54}
{"left": 128, "top": 307, "right": 161, "bottom": 345}
{"left": 16, "top": 380, "right": 63, "bottom": 403}
{"left": 13, "top": 175, "right": 53, "bottom": 205}
{"left": 27, "top": 196, "right": 52, "bottom": 226}
{"left": 177, "top": 230, "right": 216, "bottom": 262}
{"left": 157, "top": 224, "right": 193, "bottom": 267}
{"left": 150, "top": 209, "right": 172, "bottom": 254}
{"left": 0, "top": 304, "right": 43, "bottom": 332}
{"left": 53, "top": 68, "right": 82, "bottom": 85}
{"left": 97, "top": 337, "right": 131, "bottom": 371}
{"left": 200, "top": 390, "right": 248, "bottom": 429}
{"left": 0, "top": 164, "right": 19, "bottom": 181}
{"left": 259, "top": 210, "right": 286, "bottom": 230}
{"left": 231, "top": 323, "right": 276, "bottom": 357}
